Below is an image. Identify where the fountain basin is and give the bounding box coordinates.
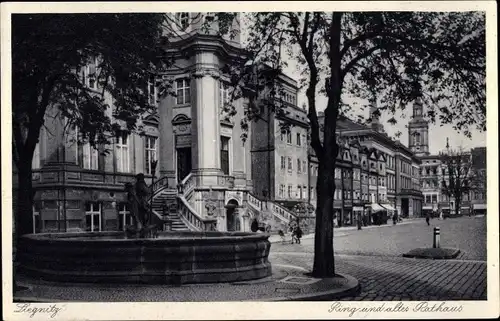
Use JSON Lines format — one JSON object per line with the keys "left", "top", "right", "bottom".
{"left": 18, "top": 231, "right": 272, "bottom": 285}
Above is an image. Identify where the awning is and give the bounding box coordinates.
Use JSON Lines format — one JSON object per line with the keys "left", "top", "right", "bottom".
{"left": 381, "top": 204, "right": 396, "bottom": 211}
{"left": 473, "top": 204, "right": 487, "bottom": 210}
{"left": 370, "top": 203, "right": 386, "bottom": 213}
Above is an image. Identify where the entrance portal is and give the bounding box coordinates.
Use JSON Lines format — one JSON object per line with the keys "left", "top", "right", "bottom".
{"left": 177, "top": 147, "right": 192, "bottom": 182}
{"left": 226, "top": 199, "right": 240, "bottom": 232}
{"left": 401, "top": 198, "right": 409, "bottom": 218}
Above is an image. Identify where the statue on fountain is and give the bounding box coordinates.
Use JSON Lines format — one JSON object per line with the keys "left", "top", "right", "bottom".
{"left": 124, "top": 174, "right": 158, "bottom": 238}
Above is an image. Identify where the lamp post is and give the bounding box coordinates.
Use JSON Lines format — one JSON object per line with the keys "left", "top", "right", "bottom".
{"left": 149, "top": 160, "right": 158, "bottom": 225}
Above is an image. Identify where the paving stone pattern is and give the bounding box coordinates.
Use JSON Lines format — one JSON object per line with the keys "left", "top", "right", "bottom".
{"left": 270, "top": 253, "right": 487, "bottom": 301}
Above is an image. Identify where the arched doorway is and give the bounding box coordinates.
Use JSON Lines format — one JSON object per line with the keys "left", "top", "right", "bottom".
{"left": 226, "top": 199, "right": 240, "bottom": 231}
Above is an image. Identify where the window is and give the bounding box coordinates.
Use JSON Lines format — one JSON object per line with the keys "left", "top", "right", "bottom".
{"left": 118, "top": 203, "right": 133, "bottom": 231}
{"left": 287, "top": 157, "right": 292, "bottom": 171}
{"left": 297, "top": 186, "right": 302, "bottom": 199}
{"left": 296, "top": 133, "right": 301, "bottom": 146}
{"left": 287, "top": 185, "right": 293, "bottom": 198}
{"left": 311, "top": 187, "right": 315, "bottom": 200}
{"left": 82, "top": 57, "right": 98, "bottom": 90}
{"left": 414, "top": 132, "right": 421, "bottom": 145}
{"left": 145, "top": 136, "right": 157, "bottom": 175}
{"left": 176, "top": 79, "right": 190, "bottom": 105}
{"left": 219, "top": 81, "right": 230, "bottom": 108}
{"left": 303, "top": 161, "right": 307, "bottom": 174}
{"left": 279, "top": 184, "right": 285, "bottom": 198}
{"left": 32, "top": 143, "right": 41, "bottom": 169}
{"left": 431, "top": 195, "right": 437, "bottom": 203}
{"left": 220, "top": 136, "right": 230, "bottom": 175}
{"left": 280, "top": 156, "right": 286, "bottom": 170}
{"left": 85, "top": 202, "right": 101, "bottom": 232}
{"left": 286, "top": 130, "right": 292, "bottom": 144}
{"left": 83, "top": 142, "right": 99, "bottom": 170}
{"left": 297, "top": 159, "right": 301, "bottom": 173}
{"left": 148, "top": 75, "right": 158, "bottom": 105}
{"left": 175, "top": 12, "right": 190, "bottom": 30}
{"left": 115, "top": 132, "right": 129, "bottom": 173}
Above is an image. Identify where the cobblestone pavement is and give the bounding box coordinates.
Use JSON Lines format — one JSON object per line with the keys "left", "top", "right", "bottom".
{"left": 274, "top": 216, "right": 486, "bottom": 261}
{"left": 269, "top": 216, "right": 487, "bottom": 300}
{"left": 269, "top": 253, "right": 487, "bottom": 301}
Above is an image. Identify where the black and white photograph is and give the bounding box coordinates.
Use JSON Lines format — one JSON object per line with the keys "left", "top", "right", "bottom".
{"left": 2, "top": 1, "right": 498, "bottom": 320}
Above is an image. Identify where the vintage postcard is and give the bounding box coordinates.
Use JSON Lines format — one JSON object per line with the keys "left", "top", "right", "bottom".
{"left": 1, "top": 1, "right": 498, "bottom": 320}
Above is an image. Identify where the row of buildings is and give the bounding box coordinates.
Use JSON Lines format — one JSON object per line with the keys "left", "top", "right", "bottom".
{"left": 18, "top": 12, "right": 486, "bottom": 234}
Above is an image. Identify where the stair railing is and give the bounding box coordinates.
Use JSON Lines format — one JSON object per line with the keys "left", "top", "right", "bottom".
{"left": 151, "top": 176, "right": 170, "bottom": 197}
{"left": 179, "top": 173, "right": 196, "bottom": 199}
{"left": 248, "top": 193, "right": 263, "bottom": 211}
{"left": 177, "top": 195, "right": 217, "bottom": 231}
{"left": 248, "top": 193, "right": 297, "bottom": 224}
{"left": 270, "top": 203, "right": 295, "bottom": 223}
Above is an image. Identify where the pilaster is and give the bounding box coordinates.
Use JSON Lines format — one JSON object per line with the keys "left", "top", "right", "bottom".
{"left": 191, "top": 52, "right": 223, "bottom": 186}
{"left": 158, "top": 90, "right": 177, "bottom": 187}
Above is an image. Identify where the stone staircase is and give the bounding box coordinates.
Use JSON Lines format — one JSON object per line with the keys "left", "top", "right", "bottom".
{"left": 151, "top": 190, "right": 190, "bottom": 231}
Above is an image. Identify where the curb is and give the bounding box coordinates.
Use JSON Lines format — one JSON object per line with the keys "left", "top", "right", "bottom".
{"left": 402, "top": 248, "right": 461, "bottom": 260}
{"left": 263, "top": 273, "right": 360, "bottom": 301}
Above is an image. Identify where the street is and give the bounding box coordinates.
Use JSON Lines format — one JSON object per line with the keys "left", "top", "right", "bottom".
{"left": 270, "top": 216, "right": 487, "bottom": 300}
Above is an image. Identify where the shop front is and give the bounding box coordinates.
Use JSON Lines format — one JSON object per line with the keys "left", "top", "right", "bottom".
{"left": 473, "top": 203, "right": 487, "bottom": 215}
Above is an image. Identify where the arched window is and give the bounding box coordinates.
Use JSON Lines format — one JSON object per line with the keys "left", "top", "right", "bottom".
{"left": 175, "top": 13, "right": 190, "bottom": 30}
{"left": 413, "top": 132, "right": 421, "bottom": 145}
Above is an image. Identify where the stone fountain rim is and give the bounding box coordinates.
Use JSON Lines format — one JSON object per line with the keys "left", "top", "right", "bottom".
{"left": 20, "top": 231, "right": 271, "bottom": 244}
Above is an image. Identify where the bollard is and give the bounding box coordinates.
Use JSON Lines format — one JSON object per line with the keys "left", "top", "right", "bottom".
{"left": 433, "top": 227, "right": 441, "bottom": 248}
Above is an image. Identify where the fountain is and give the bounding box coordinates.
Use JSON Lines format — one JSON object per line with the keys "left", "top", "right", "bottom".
{"left": 17, "top": 175, "right": 272, "bottom": 285}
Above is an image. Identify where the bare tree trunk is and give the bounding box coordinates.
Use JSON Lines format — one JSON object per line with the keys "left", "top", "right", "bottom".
{"left": 311, "top": 12, "right": 343, "bottom": 278}
{"left": 13, "top": 162, "right": 34, "bottom": 290}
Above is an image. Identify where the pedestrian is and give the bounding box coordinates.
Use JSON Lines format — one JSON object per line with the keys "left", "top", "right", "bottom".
{"left": 392, "top": 212, "right": 397, "bottom": 225}
{"left": 278, "top": 229, "right": 286, "bottom": 244}
{"left": 291, "top": 226, "right": 297, "bottom": 244}
{"left": 295, "top": 226, "right": 303, "bottom": 244}
{"left": 425, "top": 212, "right": 430, "bottom": 226}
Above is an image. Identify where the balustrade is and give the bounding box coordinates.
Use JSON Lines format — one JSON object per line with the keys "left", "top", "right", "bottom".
{"left": 248, "top": 193, "right": 263, "bottom": 211}
{"left": 177, "top": 195, "right": 216, "bottom": 231}
{"left": 151, "top": 176, "right": 170, "bottom": 196}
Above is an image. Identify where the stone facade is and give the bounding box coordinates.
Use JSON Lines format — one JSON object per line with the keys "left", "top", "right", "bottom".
{"left": 410, "top": 100, "right": 486, "bottom": 217}
{"left": 23, "top": 13, "right": 257, "bottom": 234}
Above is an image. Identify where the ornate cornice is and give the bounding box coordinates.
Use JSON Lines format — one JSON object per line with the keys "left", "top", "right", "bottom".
{"left": 191, "top": 67, "right": 221, "bottom": 79}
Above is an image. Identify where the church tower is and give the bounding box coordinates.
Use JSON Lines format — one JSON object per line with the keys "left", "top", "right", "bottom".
{"left": 369, "top": 97, "right": 385, "bottom": 133}
{"left": 408, "top": 97, "right": 429, "bottom": 156}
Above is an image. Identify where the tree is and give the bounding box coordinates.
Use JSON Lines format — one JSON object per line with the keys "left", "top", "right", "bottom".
{"left": 440, "top": 143, "right": 474, "bottom": 217}
{"left": 215, "top": 12, "right": 485, "bottom": 277}
{"left": 12, "top": 13, "right": 169, "bottom": 238}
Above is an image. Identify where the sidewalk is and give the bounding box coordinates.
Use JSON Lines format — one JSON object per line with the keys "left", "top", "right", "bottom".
{"left": 14, "top": 265, "right": 360, "bottom": 302}
{"left": 269, "top": 218, "right": 424, "bottom": 244}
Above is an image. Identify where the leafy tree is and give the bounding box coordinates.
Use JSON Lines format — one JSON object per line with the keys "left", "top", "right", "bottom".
{"left": 215, "top": 12, "right": 485, "bottom": 277}
{"left": 12, "top": 13, "right": 168, "bottom": 238}
{"left": 440, "top": 144, "right": 473, "bottom": 217}
{"left": 440, "top": 144, "right": 486, "bottom": 216}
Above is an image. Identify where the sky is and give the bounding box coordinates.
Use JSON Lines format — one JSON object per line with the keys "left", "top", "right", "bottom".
{"left": 239, "top": 14, "right": 487, "bottom": 155}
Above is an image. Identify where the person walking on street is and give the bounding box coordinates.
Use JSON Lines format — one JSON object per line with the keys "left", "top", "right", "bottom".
{"left": 295, "top": 225, "right": 303, "bottom": 244}
{"left": 425, "top": 212, "right": 430, "bottom": 226}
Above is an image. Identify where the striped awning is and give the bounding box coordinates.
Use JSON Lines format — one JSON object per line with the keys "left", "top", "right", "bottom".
{"left": 381, "top": 204, "right": 396, "bottom": 211}
{"left": 370, "top": 203, "right": 386, "bottom": 213}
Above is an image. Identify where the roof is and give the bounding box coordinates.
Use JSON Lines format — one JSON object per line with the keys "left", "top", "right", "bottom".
{"left": 471, "top": 147, "right": 486, "bottom": 169}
